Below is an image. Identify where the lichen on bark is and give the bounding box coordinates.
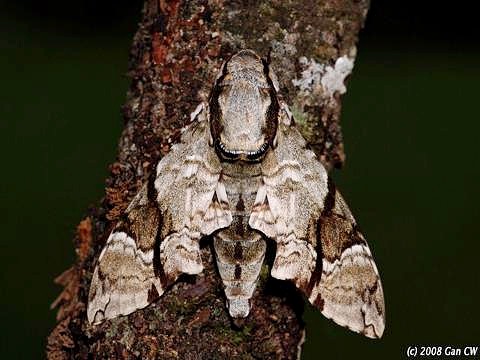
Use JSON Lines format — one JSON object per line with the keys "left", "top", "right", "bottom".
{"left": 47, "top": 1, "right": 369, "bottom": 359}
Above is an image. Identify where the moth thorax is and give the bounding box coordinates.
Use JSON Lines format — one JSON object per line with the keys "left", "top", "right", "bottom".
{"left": 219, "top": 86, "right": 269, "bottom": 150}
{"left": 209, "top": 50, "right": 279, "bottom": 162}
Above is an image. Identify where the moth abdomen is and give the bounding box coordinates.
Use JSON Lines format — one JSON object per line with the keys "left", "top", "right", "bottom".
{"left": 213, "top": 234, "right": 266, "bottom": 318}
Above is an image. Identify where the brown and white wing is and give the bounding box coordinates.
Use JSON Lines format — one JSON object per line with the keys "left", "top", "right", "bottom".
{"left": 88, "top": 104, "right": 232, "bottom": 324}
{"left": 249, "top": 105, "right": 385, "bottom": 338}
{"left": 87, "top": 184, "right": 164, "bottom": 324}
{"left": 154, "top": 105, "right": 232, "bottom": 238}
{"left": 153, "top": 106, "right": 232, "bottom": 280}
{"left": 310, "top": 189, "right": 385, "bottom": 338}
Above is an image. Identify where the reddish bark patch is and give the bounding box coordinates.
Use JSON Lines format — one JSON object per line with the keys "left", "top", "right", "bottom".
{"left": 76, "top": 217, "right": 92, "bottom": 262}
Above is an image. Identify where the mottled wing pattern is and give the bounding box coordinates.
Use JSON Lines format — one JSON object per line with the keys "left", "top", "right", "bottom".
{"left": 87, "top": 184, "right": 163, "bottom": 324}
{"left": 311, "top": 189, "right": 385, "bottom": 338}
{"left": 249, "top": 104, "right": 385, "bottom": 338}
{"left": 154, "top": 107, "right": 232, "bottom": 280}
{"left": 249, "top": 105, "right": 329, "bottom": 286}
{"left": 88, "top": 105, "right": 232, "bottom": 324}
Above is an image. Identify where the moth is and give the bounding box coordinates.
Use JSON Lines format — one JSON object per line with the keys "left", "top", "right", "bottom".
{"left": 88, "top": 50, "right": 385, "bottom": 338}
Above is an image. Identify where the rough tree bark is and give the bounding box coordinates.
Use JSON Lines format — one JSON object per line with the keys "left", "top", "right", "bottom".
{"left": 47, "top": 1, "right": 369, "bottom": 359}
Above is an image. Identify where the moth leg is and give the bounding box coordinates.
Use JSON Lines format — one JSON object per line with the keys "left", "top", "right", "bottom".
{"left": 160, "top": 228, "right": 203, "bottom": 280}
{"left": 270, "top": 233, "right": 317, "bottom": 290}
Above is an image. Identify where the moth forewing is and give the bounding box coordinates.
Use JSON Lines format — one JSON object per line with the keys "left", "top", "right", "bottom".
{"left": 87, "top": 185, "right": 164, "bottom": 324}
{"left": 87, "top": 103, "right": 232, "bottom": 324}
{"left": 249, "top": 102, "right": 385, "bottom": 338}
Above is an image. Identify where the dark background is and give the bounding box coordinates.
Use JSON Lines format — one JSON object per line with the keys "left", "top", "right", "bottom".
{"left": 1, "top": 1, "right": 479, "bottom": 358}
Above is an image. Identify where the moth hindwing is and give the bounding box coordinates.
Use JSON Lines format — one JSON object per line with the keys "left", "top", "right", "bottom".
{"left": 88, "top": 49, "right": 385, "bottom": 338}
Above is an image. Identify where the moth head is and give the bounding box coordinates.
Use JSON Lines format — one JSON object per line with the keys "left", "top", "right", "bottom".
{"left": 209, "top": 50, "right": 280, "bottom": 162}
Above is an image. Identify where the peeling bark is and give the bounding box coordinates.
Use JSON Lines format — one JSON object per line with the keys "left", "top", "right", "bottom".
{"left": 47, "top": 1, "right": 369, "bottom": 359}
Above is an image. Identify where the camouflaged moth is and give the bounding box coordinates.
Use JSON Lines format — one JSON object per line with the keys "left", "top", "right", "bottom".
{"left": 88, "top": 50, "right": 385, "bottom": 338}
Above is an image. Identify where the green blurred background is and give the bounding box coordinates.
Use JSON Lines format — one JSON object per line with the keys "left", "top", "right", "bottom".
{"left": 1, "top": 1, "right": 479, "bottom": 358}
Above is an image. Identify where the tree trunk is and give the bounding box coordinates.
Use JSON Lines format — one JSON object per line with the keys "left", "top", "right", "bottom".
{"left": 47, "top": 1, "right": 369, "bottom": 358}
